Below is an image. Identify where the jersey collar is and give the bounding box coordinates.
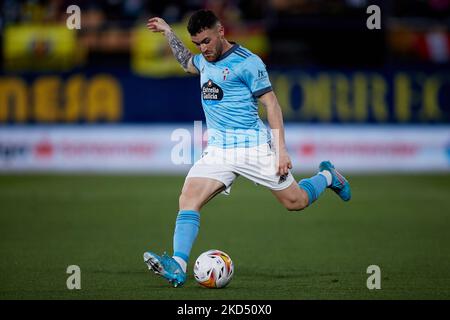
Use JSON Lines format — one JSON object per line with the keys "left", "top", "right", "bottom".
{"left": 213, "top": 42, "right": 239, "bottom": 63}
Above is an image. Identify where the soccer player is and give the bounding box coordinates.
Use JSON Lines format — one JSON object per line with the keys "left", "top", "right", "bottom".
{"left": 144, "top": 10, "right": 351, "bottom": 287}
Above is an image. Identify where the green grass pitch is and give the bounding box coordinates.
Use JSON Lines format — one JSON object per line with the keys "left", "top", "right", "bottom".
{"left": 0, "top": 174, "right": 449, "bottom": 300}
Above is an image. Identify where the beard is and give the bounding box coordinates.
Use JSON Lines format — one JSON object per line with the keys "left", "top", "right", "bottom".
{"left": 203, "top": 42, "right": 223, "bottom": 61}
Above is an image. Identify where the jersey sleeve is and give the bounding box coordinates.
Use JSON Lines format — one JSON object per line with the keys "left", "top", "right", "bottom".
{"left": 239, "top": 55, "right": 273, "bottom": 97}
{"left": 191, "top": 54, "right": 201, "bottom": 73}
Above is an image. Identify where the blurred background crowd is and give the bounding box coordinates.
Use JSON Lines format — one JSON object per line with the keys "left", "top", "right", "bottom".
{"left": 1, "top": 0, "right": 449, "bottom": 72}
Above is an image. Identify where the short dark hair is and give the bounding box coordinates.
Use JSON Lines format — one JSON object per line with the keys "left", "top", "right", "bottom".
{"left": 187, "top": 10, "right": 219, "bottom": 36}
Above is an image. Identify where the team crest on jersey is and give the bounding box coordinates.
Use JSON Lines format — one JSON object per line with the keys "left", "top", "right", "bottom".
{"left": 202, "top": 80, "right": 223, "bottom": 105}
{"left": 222, "top": 68, "right": 230, "bottom": 80}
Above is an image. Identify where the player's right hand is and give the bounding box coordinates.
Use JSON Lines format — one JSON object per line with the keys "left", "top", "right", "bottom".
{"left": 147, "top": 17, "right": 171, "bottom": 34}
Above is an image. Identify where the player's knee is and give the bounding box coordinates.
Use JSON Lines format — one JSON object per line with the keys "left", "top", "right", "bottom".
{"left": 285, "top": 202, "right": 305, "bottom": 212}
{"left": 179, "top": 193, "right": 194, "bottom": 209}
{"left": 283, "top": 197, "right": 308, "bottom": 212}
{"left": 287, "top": 188, "right": 310, "bottom": 211}
{"left": 179, "top": 192, "right": 202, "bottom": 211}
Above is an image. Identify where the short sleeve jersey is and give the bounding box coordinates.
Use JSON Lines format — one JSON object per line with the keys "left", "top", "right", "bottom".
{"left": 192, "top": 44, "right": 272, "bottom": 148}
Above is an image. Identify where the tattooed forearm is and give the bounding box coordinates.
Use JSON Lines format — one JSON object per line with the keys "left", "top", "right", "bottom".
{"left": 165, "top": 30, "right": 192, "bottom": 70}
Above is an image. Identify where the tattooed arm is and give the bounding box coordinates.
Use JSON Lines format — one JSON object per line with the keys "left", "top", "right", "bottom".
{"left": 147, "top": 17, "right": 198, "bottom": 74}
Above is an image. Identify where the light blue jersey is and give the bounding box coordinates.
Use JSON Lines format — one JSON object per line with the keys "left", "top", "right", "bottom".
{"left": 192, "top": 44, "right": 273, "bottom": 148}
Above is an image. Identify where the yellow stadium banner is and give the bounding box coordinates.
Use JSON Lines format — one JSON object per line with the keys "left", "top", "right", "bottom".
{"left": 131, "top": 21, "right": 269, "bottom": 77}
{"left": 131, "top": 22, "right": 196, "bottom": 77}
{"left": 3, "top": 24, "right": 82, "bottom": 71}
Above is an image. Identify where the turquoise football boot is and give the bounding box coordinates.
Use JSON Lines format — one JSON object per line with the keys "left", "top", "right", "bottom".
{"left": 143, "top": 251, "right": 186, "bottom": 288}
{"left": 319, "top": 161, "right": 351, "bottom": 201}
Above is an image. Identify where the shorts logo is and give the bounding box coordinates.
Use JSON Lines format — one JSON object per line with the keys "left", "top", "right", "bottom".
{"left": 278, "top": 174, "right": 288, "bottom": 184}
{"left": 202, "top": 80, "right": 224, "bottom": 105}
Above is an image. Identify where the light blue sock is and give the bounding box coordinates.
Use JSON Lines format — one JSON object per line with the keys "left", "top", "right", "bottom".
{"left": 173, "top": 210, "right": 200, "bottom": 263}
{"left": 298, "top": 174, "right": 328, "bottom": 206}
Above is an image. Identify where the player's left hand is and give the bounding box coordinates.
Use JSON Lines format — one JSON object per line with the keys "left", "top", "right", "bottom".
{"left": 147, "top": 17, "right": 171, "bottom": 34}
{"left": 277, "top": 148, "right": 292, "bottom": 176}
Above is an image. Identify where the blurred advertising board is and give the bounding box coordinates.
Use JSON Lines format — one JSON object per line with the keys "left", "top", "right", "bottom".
{"left": 0, "top": 126, "right": 191, "bottom": 173}
{"left": 0, "top": 68, "right": 449, "bottom": 124}
{"left": 0, "top": 125, "right": 448, "bottom": 173}
{"left": 3, "top": 25, "right": 83, "bottom": 71}
{"left": 284, "top": 125, "right": 450, "bottom": 172}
